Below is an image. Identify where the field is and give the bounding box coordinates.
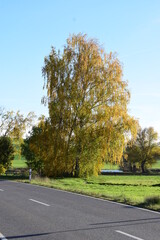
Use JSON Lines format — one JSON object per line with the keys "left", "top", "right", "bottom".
{"left": 151, "top": 160, "right": 160, "bottom": 169}
{"left": 102, "top": 163, "right": 119, "bottom": 170}
{"left": 11, "top": 158, "right": 160, "bottom": 170}
{"left": 12, "top": 142, "right": 27, "bottom": 168}
{"left": 20, "top": 175, "right": 160, "bottom": 211}
{"left": 103, "top": 160, "right": 160, "bottom": 170}
{"left": 12, "top": 158, "right": 27, "bottom": 168}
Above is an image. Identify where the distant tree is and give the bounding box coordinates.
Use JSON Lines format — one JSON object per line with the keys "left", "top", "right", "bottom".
{"left": 0, "top": 107, "right": 35, "bottom": 137}
{"left": 0, "top": 136, "right": 14, "bottom": 174}
{"left": 21, "top": 129, "right": 44, "bottom": 175}
{"left": 126, "top": 127, "right": 160, "bottom": 173}
{"left": 42, "top": 33, "right": 137, "bottom": 177}
{"left": 0, "top": 108, "right": 35, "bottom": 159}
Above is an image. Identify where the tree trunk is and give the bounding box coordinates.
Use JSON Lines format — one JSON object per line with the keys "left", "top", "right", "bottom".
{"left": 141, "top": 161, "right": 146, "bottom": 173}
{"left": 128, "top": 160, "right": 132, "bottom": 172}
{"left": 75, "top": 119, "right": 83, "bottom": 177}
{"left": 75, "top": 157, "right": 79, "bottom": 177}
{"left": 132, "top": 164, "right": 136, "bottom": 173}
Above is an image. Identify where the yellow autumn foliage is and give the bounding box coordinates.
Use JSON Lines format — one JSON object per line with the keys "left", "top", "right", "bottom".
{"left": 41, "top": 33, "right": 138, "bottom": 177}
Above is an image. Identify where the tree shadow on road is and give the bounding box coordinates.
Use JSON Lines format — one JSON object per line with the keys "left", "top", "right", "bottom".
{"left": 89, "top": 216, "right": 160, "bottom": 226}
{"left": 6, "top": 232, "right": 53, "bottom": 239}
{"left": 5, "top": 217, "right": 160, "bottom": 239}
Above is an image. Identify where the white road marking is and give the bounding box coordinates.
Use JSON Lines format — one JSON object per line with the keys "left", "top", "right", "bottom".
{"left": 0, "top": 232, "right": 7, "bottom": 240}
{"left": 116, "top": 230, "right": 144, "bottom": 240}
{"left": 29, "top": 198, "right": 50, "bottom": 206}
{"left": 0, "top": 189, "right": 4, "bottom": 191}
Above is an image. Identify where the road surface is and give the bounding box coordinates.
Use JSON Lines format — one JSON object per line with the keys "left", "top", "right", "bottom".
{"left": 0, "top": 180, "right": 160, "bottom": 240}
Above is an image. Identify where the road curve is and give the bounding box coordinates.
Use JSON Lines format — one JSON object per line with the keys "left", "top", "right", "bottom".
{"left": 0, "top": 180, "right": 159, "bottom": 240}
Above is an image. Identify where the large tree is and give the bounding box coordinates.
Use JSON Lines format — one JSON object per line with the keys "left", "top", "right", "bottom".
{"left": 42, "top": 33, "right": 137, "bottom": 177}
{"left": 126, "top": 127, "right": 160, "bottom": 173}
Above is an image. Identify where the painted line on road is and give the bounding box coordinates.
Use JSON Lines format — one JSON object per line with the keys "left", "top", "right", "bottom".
{"left": 0, "top": 189, "right": 4, "bottom": 191}
{"left": 29, "top": 198, "right": 50, "bottom": 207}
{"left": 116, "top": 230, "right": 144, "bottom": 240}
{"left": 0, "top": 232, "right": 7, "bottom": 240}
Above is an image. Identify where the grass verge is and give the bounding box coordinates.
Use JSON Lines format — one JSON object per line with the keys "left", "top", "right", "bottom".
{"left": 16, "top": 175, "right": 160, "bottom": 212}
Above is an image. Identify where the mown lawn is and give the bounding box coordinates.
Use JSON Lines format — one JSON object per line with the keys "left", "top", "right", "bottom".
{"left": 21, "top": 175, "right": 160, "bottom": 211}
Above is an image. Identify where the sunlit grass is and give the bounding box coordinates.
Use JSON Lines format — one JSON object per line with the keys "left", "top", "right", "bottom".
{"left": 12, "top": 159, "right": 27, "bottom": 168}
{"left": 151, "top": 160, "right": 160, "bottom": 169}
{"left": 11, "top": 158, "right": 160, "bottom": 170}
{"left": 102, "top": 163, "right": 119, "bottom": 170}
{"left": 21, "top": 175, "right": 160, "bottom": 211}
{"left": 102, "top": 160, "right": 160, "bottom": 170}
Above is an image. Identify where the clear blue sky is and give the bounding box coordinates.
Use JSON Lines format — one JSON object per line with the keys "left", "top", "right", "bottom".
{"left": 0, "top": 0, "right": 160, "bottom": 134}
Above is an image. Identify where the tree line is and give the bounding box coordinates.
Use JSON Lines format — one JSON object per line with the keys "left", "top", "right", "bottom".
{"left": 0, "top": 34, "right": 160, "bottom": 177}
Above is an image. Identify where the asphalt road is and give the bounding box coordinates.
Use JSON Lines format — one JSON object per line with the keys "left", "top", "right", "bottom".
{"left": 0, "top": 180, "right": 160, "bottom": 240}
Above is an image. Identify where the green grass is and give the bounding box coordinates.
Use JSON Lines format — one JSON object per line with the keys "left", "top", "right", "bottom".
{"left": 9, "top": 157, "right": 160, "bottom": 211}
{"left": 151, "top": 160, "right": 160, "bottom": 169}
{"left": 11, "top": 158, "right": 160, "bottom": 170}
{"left": 19, "top": 175, "right": 160, "bottom": 211}
{"left": 102, "top": 160, "right": 160, "bottom": 170}
{"left": 102, "top": 163, "right": 119, "bottom": 170}
{"left": 12, "top": 158, "right": 27, "bottom": 168}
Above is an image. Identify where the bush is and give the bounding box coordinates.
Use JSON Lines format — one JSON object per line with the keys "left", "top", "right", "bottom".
{"left": 0, "top": 136, "right": 14, "bottom": 174}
